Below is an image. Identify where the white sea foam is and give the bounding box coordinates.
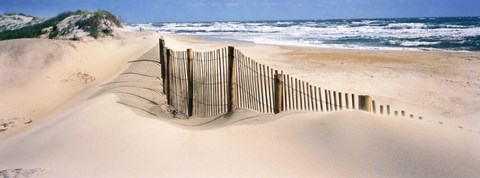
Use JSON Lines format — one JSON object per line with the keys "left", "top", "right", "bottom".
{"left": 131, "top": 22, "right": 480, "bottom": 38}
{"left": 400, "top": 41, "right": 441, "bottom": 47}
{"left": 127, "top": 18, "right": 480, "bottom": 51}
{"left": 385, "top": 23, "right": 427, "bottom": 29}
{"left": 125, "top": 23, "right": 166, "bottom": 32}
{"left": 351, "top": 20, "right": 381, "bottom": 25}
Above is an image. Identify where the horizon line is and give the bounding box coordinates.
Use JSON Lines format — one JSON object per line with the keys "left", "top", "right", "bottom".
{"left": 1, "top": 11, "right": 478, "bottom": 24}
{"left": 127, "top": 15, "right": 480, "bottom": 24}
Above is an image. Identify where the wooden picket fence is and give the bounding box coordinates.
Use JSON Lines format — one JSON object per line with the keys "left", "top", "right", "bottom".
{"left": 158, "top": 38, "right": 421, "bottom": 119}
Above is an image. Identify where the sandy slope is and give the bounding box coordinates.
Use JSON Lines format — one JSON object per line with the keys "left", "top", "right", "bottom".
{"left": 0, "top": 94, "right": 479, "bottom": 177}
{"left": 0, "top": 31, "right": 161, "bottom": 137}
{"left": 1, "top": 32, "right": 480, "bottom": 177}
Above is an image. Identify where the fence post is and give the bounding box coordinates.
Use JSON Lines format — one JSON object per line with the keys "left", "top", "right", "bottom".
{"left": 274, "top": 70, "right": 284, "bottom": 114}
{"left": 159, "top": 38, "right": 166, "bottom": 93}
{"left": 166, "top": 49, "right": 171, "bottom": 105}
{"left": 159, "top": 38, "right": 165, "bottom": 78}
{"left": 187, "top": 48, "right": 194, "bottom": 117}
{"left": 372, "top": 100, "right": 376, "bottom": 113}
{"left": 358, "top": 95, "right": 372, "bottom": 112}
{"left": 227, "top": 46, "right": 236, "bottom": 113}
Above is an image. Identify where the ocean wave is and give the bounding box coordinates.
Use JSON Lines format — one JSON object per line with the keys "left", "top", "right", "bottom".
{"left": 125, "top": 23, "right": 165, "bottom": 32}
{"left": 384, "top": 23, "right": 428, "bottom": 29}
{"left": 128, "top": 17, "right": 480, "bottom": 51}
{"left": 352, "top": 20, "right": 381, "bottom": 25}
{"left": 399, "top": 41, "right": 441, "bottom": 47}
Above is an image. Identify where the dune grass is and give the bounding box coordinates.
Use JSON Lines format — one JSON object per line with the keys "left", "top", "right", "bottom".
{"left": 0, "top": 10, "right": 122, "bottom": 40}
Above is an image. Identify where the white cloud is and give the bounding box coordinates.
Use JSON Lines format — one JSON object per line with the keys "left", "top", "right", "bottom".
{"left": 226, "top": 2, "right": 240, "bottom": 7}
{"left": 211, "top": 2, "right": 222, "bottom": 7}
{"left": 190, "top": 2, "right": 207, "bottom": 7}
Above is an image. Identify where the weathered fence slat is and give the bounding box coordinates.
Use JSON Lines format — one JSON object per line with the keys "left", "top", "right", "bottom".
{"left": 166, "top": 49, "right": 171, "bottom": 105}
{"left": 339, "top": 92, "right": 343, "bottom": 110}
{"left": 262, "top": 63, "right": 266, "bottom": 112}
{"left": 305, "top": 83, "right": 309, "bottom": 110}
{"left": 359, "top": 95, "right": 372, "bottom": 112}
{"left": 351, "top": 94, "right": 356, "bottom": 109}
{"left": 323, "top": 89, "right": 330, "bottom": 112}
{"left": 314, "top": 86, "right": 318, "bottom": 111}
{"left": 301, "top": 81, "right": 305, "bottom": 110}
{"left": 187, "top": 49, "right": 193, "bottom": 117}
{"left": 248, "top": 58, "right": 255, "bottom": 111}
{"left": 328, "top": 90, "right": 332, "bottom": 111}
{"left": 387, "top": 105, "right": 390, "bottom": 115}
{"left": 174, "top": 51, "right": 179, "bottom": 113}
{"left": 333, "top": 91, "right": 337, "bottom": 111}
{"left": 215, "top": 50, "right": 219, "bottom": 115}
{"left": 372, "top": 100, "right": 376, "bottom": 113}
{"left": 270, "top": 68, "right": 275, "bottom": 113}
{"left": 207, "top": 51, "right": 212, "bottom": 116}
{"left": 274, "top": 70, "right": 283, "bottom": 114}
{"left": 243, "top": 54, "right": 249, "bottom": 109}
{"left": 309, "top": 85, "right": 313, "bottom": 111}
{"left": 244, "top": 57, "right": 250, "bottom": 110}
{"left": 256, "top": 63, "right": 262, "bottom": 112}
{"left": 285, "top": 75, "right": 290, "bottom": 111}
{"left": 159, "top": 38, "right": 166, "bottom": 94}
{"left": 199, "top": 52, "right": 204, "bottom": 117}
{"left": 318, "top": 87, "right": 323, "bottom": 112}
{"left": 289, "top": 76, "right": 294, "bottom": 111}
{"left": 219, "top": 49, "right": 223, "bottom": 114}
{"left": 216, "top": 49, "right": 221, "bottom": 115}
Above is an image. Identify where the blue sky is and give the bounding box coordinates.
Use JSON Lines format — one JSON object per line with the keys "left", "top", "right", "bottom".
{"left": 1, "top": 0, "right": 479, "bottom": 22}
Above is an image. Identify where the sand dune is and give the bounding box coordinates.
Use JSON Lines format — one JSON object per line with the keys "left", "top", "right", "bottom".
{"left": 1, "top": 93, "right": 479, "bottom": 177}
{"left": 0, "top": 31, "right": 161, "bottom": 137}
{"left": 1, "top": 32, "right": 480, "bottom": 177}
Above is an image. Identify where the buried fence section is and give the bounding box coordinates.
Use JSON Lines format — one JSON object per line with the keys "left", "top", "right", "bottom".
{"left": 170, "top": 50, "right": 189, "bottom": 116}
{"left": 234, "top": 49, "right": 274, "bottom": 113}
{"left": 158, "top": 38, "right": 421, "bottom": 119}
{"left": 189, "top": 48, "right": 230, "bottom": 117}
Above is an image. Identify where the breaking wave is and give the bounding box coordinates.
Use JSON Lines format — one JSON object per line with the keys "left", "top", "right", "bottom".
{"left": 127, "top": 17, "right": 480, "bottom": 51}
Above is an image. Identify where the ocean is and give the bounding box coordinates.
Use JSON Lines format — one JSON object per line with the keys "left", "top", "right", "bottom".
{"left": 127, "top": 17, "right": 480, "bottom": 51}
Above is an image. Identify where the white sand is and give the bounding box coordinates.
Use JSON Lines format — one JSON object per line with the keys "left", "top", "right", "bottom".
{"left": 1, "top": 94, "right": 479, "bottom": 177}
{"left": 0, "top": 31, "right": 161, "bottom": 137}
{"left": 1, "top": 32, "right": 479, "bottom": 177}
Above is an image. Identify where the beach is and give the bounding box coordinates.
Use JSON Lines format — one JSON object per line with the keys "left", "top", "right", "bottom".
{"left": 1, "top": 30, "right": 480, "bottom": 177}
{"left": 162, "top": 34, "right": 480, "bottom": 123}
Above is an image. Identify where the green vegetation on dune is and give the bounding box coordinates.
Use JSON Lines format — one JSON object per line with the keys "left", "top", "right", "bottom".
{"left": 0, "top": 10, "right": 123, "bottom": 40}
{"left": 75, "top": 10, "right": 123, "bottom": 39}
{"left": 2, "top": 13, "right": 32, "bottom": 18}
{"left": 0, "top": 11, "right": 75, "bottom": 40}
